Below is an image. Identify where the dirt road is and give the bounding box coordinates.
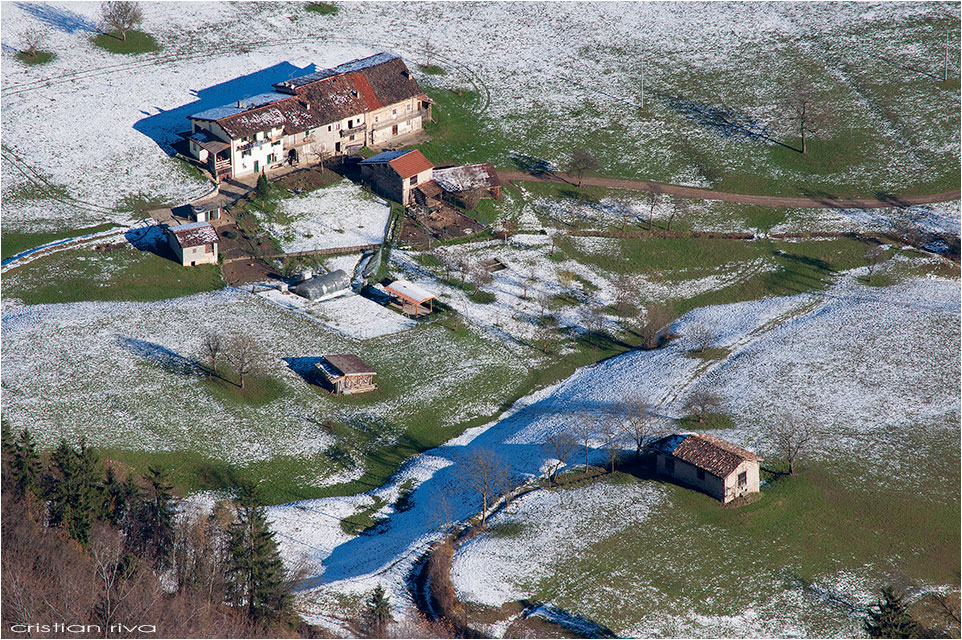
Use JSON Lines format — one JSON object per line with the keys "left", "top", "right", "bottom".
{"left": 499, "top": 171, "right": 961, "bottom": 209}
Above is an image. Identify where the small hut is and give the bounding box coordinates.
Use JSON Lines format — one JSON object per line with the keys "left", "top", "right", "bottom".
{"left": 294, "top": 270, "right": 351, "bottom": 301}
{"left": 649, "top": 433, "right": 762, "bottom": 504}
{"left": 314, "top": 355, "right": 377, "bottom": 395}
{"left": 384, "top": 279, "right": 436, "bottom": 316}
{"left": 190, "top": 202, "right": 222, "bottom": 222}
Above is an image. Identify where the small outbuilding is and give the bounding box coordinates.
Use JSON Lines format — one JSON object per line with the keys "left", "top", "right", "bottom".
{"left": 433, "top": 162, "right": 501, "bottom": 209}
{"left": 167, "top": 222, "right": 219, "bottom": 266}
{"left": 314, "top": 354, "right": 377, "bottom": 395}
{"left": 384, "top": 279, "right": 436, "bottom": 316}
{"left": 359, "top": 149, "right": 435, "bottom": 205}
{"left": 189, "top": 202, "right": 222, "bottom": 222}
{"left": 294, "top": 270, "right": 351, "bottom": 301}
{"left": 650, "top": 432, "right": 762, "bottom": 504}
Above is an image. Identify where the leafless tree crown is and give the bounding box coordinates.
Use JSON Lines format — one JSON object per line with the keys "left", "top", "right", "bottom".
{"left": 100, "top": 1, "right": 143, "bottom": 41}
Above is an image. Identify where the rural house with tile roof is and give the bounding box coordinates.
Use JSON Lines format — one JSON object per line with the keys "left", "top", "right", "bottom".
{"left": 651, "top": 433, "right": 762, "bottom": 503}
{"left": 166, "top": 221, "right": 219, "bottom": 266}
{"left": 186, "top": 53, "right": 432, "bottom": 181}
{"left": 359, "top": 149, "right": 436, "bottom": 205}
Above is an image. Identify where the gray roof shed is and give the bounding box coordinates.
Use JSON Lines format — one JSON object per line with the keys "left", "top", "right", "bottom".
{"left": 294, "top": 270, "right": 351, "bottom": 300}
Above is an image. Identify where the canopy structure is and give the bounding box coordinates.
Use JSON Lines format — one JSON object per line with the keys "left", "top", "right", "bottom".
{"left": 384, "top": 279, "right": 436, "bottom": 316}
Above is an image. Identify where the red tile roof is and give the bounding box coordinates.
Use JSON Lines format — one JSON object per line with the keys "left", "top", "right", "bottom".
{"left": 388, "top": 150, "right": 434, "bottom": 179}
{"left": 657, "top": 433, "right": 760, "bottom": 478}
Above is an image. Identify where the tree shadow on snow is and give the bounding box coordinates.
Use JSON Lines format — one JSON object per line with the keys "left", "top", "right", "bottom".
{"left": 133, "top": 62, "right": 316, "bottom": 155}
{"left": 124, "top": 225, "right": 180, "bottom": 263}
{"left": 14, "top": 2, "right": 98, "bottom": 33}
{"left": 116, "top": 335, "right": 203, "bottom": 377}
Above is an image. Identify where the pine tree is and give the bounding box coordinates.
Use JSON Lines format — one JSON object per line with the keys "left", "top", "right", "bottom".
{"left": 1, "top": 422, "right": 16, "bottom": 462}
{"left": 46, "top": 438, "right": 94, "bottom": 544}
{"left": 361, "top": 584, "right": 393, "bottom": 637}
{"left": 132, "top": 466, "right": 176, "bottom": 567}
{"left": 255, "top": 173, "right": 270, "bottom": 199}
{"left": 99, "top": 466, "right": 137, "bottom": 525}
{"left": 864, "top": 585, "right": 920, "bottom": 639}
{"left": 227, "top": 485, "right": 291, "bottom": 627}
{"left": 11, "top": 428, "right": 41, "bottom": 497}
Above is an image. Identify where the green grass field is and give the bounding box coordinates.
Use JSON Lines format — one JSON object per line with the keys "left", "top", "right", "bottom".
{"left": 1, "top": 244, "right": 224, "bottom": 305}
{"left": 1, "top": 223, "right": 119, "bottom": 260}
{"left": 480, "top": 431, "right": 960, "bottom": 636}
{"left": 91, "top": 30, "right": 160, "bottom": 54}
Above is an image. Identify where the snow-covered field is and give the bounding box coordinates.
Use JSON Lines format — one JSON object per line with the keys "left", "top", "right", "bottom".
{"left": 261, "top": 180, "right": 392, "bottom": 252}
{"left": 262, "top": 273, "right": 959, "bottom": 631}
{"left": 2, "top": 2, "right": 958, "bottom": 233}
{"left": 1, "top": 289, "right": 523, "bottom": 480}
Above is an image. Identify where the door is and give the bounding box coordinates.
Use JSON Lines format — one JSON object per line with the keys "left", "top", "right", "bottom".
{"left": 254, "top": 160, "right": 259, "bottom": 173}
{"left": 392, "top": 124, "right": 398, "bottom": 136}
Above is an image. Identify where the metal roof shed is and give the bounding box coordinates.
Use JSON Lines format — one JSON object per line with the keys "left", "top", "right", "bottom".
{"left": 384, "top": 279, "right": 436, "bottom": 316}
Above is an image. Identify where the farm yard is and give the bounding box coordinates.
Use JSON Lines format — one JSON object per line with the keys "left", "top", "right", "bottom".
{"left": 1, "top": 1, "right": 960, "bottom": 638}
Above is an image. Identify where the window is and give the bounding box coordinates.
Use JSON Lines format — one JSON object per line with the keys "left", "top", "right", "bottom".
{"left": 406, "top": 103, "right": 411, "bottom": 112}
{"left": 665, "top": 458, "right": 675, "bottom": 474}
{"left": 696, "top": 468, "right": 705, "bottom": 481}
{"left": 392, "top": 109, "right": 397, "bottom": 118}
{"left": 737, "top": 472, "right": 747, "bottom": 487}
{"left": 349, "top": 134, "right": 355, "bottom": 141}
{"left": 327, "top": 125, "right": 332, "bottom": 132}
{"left": 409, "top": 174, "right": 419, "bottom": 186}
{"left": 375, "top": 116, "right": 379, "bottom": 123}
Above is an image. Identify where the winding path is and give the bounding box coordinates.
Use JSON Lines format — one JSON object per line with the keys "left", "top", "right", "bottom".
{"left": 499, "top": 170, "right": 961, "bottom": 209}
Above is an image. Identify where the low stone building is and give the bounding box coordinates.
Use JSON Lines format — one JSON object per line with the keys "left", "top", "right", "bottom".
{"left": 432, "top": 162, "right": 501, "bottom": 208}
{"left": 650, "top": 433, "right": 761, "bottom": 504}
{"left": 294, "top": 270, "right": 351, "bottom": 301}
{"left": 314, "top": 354, "right": 377, "bottom": 395}
{"left": 359, "top": 149, "right": 435, "bottom": 205}
{"left": 167, "top": 222, "right": 219, "bottom": 266}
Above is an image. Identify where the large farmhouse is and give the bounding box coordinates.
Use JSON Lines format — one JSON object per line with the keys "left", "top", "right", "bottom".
{"left": 651, "top": 432, "right": 762, "bottom": 504}
{"left": 186, "top": 53, "right": 432, "bottom": 181}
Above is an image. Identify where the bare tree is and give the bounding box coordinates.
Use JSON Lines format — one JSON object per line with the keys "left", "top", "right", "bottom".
{"left": 469, "top": 264, "right": 493, "bottom": 290}
{"left": 536, "top": 291, "right": 552, "bottom": 322}
{"left": 784, "top": 76, "right": 832, "bottom": 154}
{"left": 456, "top": 257, "right": 469, "bottom": 287}
{"left": 201, "top": 332, "right": 223, "bottom": 375}
{"left": 766, "top": 417, "right": 816, "bottom": 475}
{"left": 864, "top": 244, "right": 885, "bottom": 283}
{"left": 600, "top": 418, "right": 625, "bottom": 473}
{"left": 100, "top": 1, "right": 143, "bottom": 41}
{"left": 574, "top": 412, "right": 596, "bottom": 473}
{"left": 310, "top": 145, "right": 333, "bottom": 174}
{"left": 613, "top": 273, "right": 640, "bottom": 317}
{"left": 543, "top": 430, "right": 578, "bottom": 486}
{"left": 580, "top": 306, "right": 606, "bottom": 350}
{"left": 682, "top": 388, "right": 723, "bottom": 425}
{"left": 459, "top": 448, "right": 511, "bottom": 528}
{"left": 520, "top": 269, "right": 536, "bottom": 299}
{"left": 667, "top": 195, "right": 689, "bottom": 232}
{"left": 534, "top": 324, "right": 557, "bottom": 355}
{"left": 566, "top": 148, "right": 598, "bottom": 188}
{"left": 647, "top": 186, "right": 661, "bottom": 230}
{"left": 616, "top": 398, "right": 658, "bottom": 458}
{"left": 638, "top": 304, "right": 673, "bottom": 349}
{"left": 18, "top": 26, "right": 47, "bottom": 58}
{"left": 226, "top": 333, "right": 262, "bottom": 390}
{"left": 686, "top": 322, "right": 716, "bottom": 353}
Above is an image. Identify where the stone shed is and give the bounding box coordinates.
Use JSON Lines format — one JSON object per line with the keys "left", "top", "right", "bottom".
{"left": 650, "top": 432, "right": 762, "bottom": 504}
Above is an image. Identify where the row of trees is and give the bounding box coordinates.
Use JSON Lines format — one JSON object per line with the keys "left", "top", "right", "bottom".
{"left": 1, "top": 427, "right": 297, "bottom": 635}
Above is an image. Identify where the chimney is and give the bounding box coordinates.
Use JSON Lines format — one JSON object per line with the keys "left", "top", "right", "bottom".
{"left": 237, "top": 100, "right": 242, "bottom": 108}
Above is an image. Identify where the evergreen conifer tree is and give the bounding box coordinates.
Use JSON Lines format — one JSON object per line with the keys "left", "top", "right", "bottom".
{"left": 99, "top": 466, "right": 136, "bottom": 525}
{"left": 11, "top": 428, "right": 41, "bottom": 497}
{"left": 1, "top": 422, "right": 16, "bottom": 462}
{"left": 132, "top": 466, "right": 176, "bottom": 567}
{"left": 256, "top": 173, "right": 270, "bottom": 199}
{"left": 361, "top": 584, "right": 393, "bottom": 637}
{"left": 46, "top": 438, "right": 94, "bottom": 544}
{"left": 864, "top": 586, "right": 920, "bottom": 639}
{"left": 227, "top": 485, "right": 292, "bottom": 627}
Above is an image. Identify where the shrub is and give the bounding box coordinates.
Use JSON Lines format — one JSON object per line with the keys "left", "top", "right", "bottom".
{"left": 305, "top": 1, "right": 338, "bottom": 15}
{"left": 468, "top": 289, "right": 496, "bottom": 304}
